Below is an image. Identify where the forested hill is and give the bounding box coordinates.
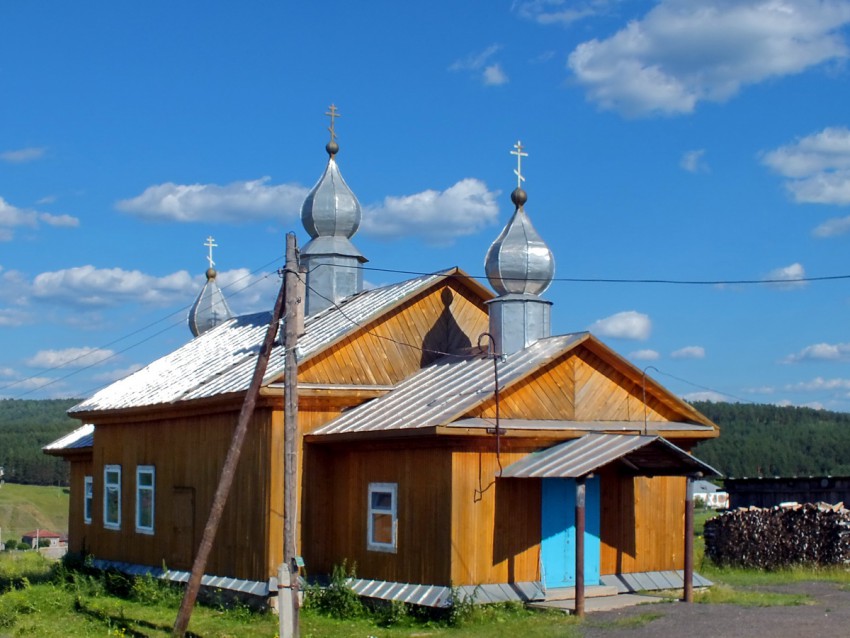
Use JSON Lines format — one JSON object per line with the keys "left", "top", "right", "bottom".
{"left": 0, "top": 398, "right": 81, "bottom": 485}
{"left": 4, "top": 398, "right": 850, "bottom": 485}
{"left": 691, "top": 401, "right": 850, "bottom": 478}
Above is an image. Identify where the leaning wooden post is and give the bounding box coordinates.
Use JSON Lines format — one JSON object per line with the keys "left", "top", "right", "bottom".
{"left": 280, "top": 232, "right": 301, "bottom": 638}
{"left": 683, "top": 474, "right": 696, "bottom": 603}
{"left": 172, "top": 258, "right": 288, "bottom": 637}
{"left": 575, "top": 476, "right": 586, "bottom": 618}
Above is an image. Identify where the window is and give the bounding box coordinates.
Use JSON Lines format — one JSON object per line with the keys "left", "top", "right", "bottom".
{"left": 367, "top": 482, "right": 397, "bottom": 552}
{"left": 103, "top": 465, "right": 121, "bottom": 530}
{"left": 136, "top": 466, "right": 155, "bottom": 534}
{"left": 83, "top": 476, "right": 93, "bottom": 524}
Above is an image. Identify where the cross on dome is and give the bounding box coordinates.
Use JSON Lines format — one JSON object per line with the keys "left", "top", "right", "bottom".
{"left": 326, "top": 104, "right": 341, "bottom": 144}
{"left": 511, "top": 140, "right": 527, "bottom": 189}
{"left": 204, "top": 236, "right": 218, "bottom": 269}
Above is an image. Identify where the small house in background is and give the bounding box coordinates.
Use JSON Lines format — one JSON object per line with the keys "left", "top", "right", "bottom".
{"left": 21, "top": 529, "right": 64, "bottom": 549}
{"left": 725, "top": 476, "right": 850, "bottom": 509}
{"left": 692, "top": 480, "right": 729, "bottom": 509}
{"left": 46, "top": 123, "right": 721, "bottom": 606}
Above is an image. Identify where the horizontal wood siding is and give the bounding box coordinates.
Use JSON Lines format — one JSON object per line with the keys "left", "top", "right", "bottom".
{"left": 88, "top": 409, "right": 274, "bottom": 582}
{"left": 302, "top": 442, "right": 452, "bottom": 585}
{"left": 600, "top": 469, "right": 685, "bottom": 574}
{"left": 450, "top": 447, "right": 541, "bottom": 585}
{"left": 300, "top": 282, "right": 488, "bottom": 386}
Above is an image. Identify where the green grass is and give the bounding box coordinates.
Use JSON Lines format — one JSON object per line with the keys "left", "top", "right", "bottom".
{"left": 0, "top": 482, "right": 69, "bottom": 545}
{"left": 694, "top": 583, "right": 809, "bottom": 607}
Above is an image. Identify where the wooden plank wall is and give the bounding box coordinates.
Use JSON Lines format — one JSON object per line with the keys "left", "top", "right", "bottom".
{"left": 89, "top": 408, "right": 275, "bottom": 582}
{"left": 450, "top": 447, "right": 541, "bottom": 585}
{"left": 300, "top": 281, "right": 488, "bottom": 387}
{"left": 599, "top": 468, "right": 686, "bottom": 574}
{"left": 471, "top": 350, "right": 684, "bottom": 423}
{"left": 302, "top": 442, "right": 453, "bottom": 585}
{"left": 68, "top": 458, "right": 93, "bottom": 554}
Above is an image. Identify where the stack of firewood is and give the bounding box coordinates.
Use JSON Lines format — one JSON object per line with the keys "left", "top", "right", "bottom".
{"left": 703, "top": 502, "right": 850, "bottom": 569}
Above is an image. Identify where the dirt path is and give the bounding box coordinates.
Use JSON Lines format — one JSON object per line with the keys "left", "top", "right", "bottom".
{"left": 580, "top": 582, "right": 850, "bottom": 638}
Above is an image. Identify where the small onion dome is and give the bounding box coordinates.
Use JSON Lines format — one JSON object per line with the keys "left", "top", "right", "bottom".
{"left": 188, "top": 267, "right": 234, "bottom": 337}
{"left": 301, "top": 143, "right": 362, "bottom": 240}
{"left": 485, "top": 187, "right": 555, "bottom": 296}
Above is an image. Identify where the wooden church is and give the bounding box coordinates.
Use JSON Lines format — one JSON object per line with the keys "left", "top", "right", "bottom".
{"left": 47, "top": 125, "right": 719, "bottom": 605}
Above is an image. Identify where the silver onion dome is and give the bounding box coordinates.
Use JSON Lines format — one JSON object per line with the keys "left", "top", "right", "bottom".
{"left": 485, "top": 187, "right": 555, "bottom": 296}
{"left": 301, "top": 143, "right": 362, "bottom": 240}
{"left": 188, "top": 267, "right": 234, "bottom": 337}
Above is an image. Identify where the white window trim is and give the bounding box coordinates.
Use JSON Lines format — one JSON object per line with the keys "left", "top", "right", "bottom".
{"left": 135, "top": 465, "right": 155, "bottom": 535}
{"left": 367, "top": 482, "right": 397, "bottom": 553}
{"left": 83, "top": 475, "right": 93, "bottom": 524}
{"left": 103, "top": 465, "right": 121, "bottom": 530}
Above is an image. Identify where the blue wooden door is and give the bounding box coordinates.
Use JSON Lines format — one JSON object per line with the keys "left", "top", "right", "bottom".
{"left": 541, "top": 477, "right": 601, "bottom": 588}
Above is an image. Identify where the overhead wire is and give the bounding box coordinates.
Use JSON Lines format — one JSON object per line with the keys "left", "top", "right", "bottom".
{"left": 8, "top": 250, "right": 838, "bottom": 401}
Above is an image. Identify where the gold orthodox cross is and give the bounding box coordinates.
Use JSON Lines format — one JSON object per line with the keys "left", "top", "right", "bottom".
{"left": 326, "top": 104, "right": 341, "bottom": 143}
{"left": 511, "top": 140, "right": 528, "bottom": 189}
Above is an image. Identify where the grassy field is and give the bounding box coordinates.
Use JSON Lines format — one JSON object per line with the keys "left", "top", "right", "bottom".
{"left": 0, "top": 483, "right": 69, "bottom": 546}
{"left": 2, "top": 502, "right": 849, "bottom": 636}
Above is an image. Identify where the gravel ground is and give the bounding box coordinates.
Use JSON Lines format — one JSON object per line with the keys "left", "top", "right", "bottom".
{"left": 580, "top": 581, "right": 850, "bottom": 638}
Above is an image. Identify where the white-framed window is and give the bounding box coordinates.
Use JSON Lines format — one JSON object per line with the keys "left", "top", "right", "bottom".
{"left": 136, "top": 466, "right": 155, "bottom": 535}
{"left": 367, "top": 482, "right": 397, "bottom": 553}
{"left": 83, "top": 476, "right": 93, "bottom": 524}
{"left": 103, "top": 465, "right": 121, "bottom": 530}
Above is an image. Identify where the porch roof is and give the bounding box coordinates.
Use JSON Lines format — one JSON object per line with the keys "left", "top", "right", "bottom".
{"left": 502, "top": 433, "right": 720, "bottom": 479}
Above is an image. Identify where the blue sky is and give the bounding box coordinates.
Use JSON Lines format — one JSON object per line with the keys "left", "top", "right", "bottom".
{"left": 3, "top": 0, "right": 850, "bottom": 412}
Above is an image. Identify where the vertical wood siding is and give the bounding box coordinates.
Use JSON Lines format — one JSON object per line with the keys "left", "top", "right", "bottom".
{"left": 88, "top": 408, "right": 274, "bottom": 582}
{"left": 68, "top": 459, "right": 93, "bottom": 553}
{"left": 599, "top": 469, "right": 685, "bottom": 574}
{"left": 302, "top": 442, "right": 453, "bottom": 585}
{"left": 450, "top": 447, "right": 541, "bottom": 585}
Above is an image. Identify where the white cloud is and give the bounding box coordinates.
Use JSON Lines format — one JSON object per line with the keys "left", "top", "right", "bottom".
{"left": 784, "top": 342, "right": 850, "bottom": 363}
{"left": 25, "top": 347, "right": 115, "bottom": 369}
{"left": 116, "top": 177, "right": 308, "bottom": 223}
{"left": 483, "top": 64, "right": 509, "bottom": 86}
{"left": 0, "top": 308, "right": 30, "bottom": 326}
{"left": 744, "top": 385, "right": 775, "bottom": 394}
{"left": 450, "top": 45, "right": 509, "bottom": 86}
{"left": 361, "top": 178, "right": 500, "bottom": 246}
{"left": 513, "top": 0, "right": 603, "bottom": 25}
{"left": 671, "top": 345, "right": 705, "bottom": 359}
{"left": 763, "top": 127, "right": 850, "bottom": 215}
{"left": 588, "top": 310, "right": 651, "bottom": 340}
{"left": 0, "top": 196, "right": 79, "bottom": 240}
{"left": 786, "top": 376, "right": 850, "bottom": 391}
{"left": 813, "top": 215, "right": 850, "bottom": 237}
{"left": 0, "top": 367, "right": 16, "bottom": 377}
{"left": 682, "top": 390, "right": 729, "bottom": 403}
{"left": 214, "top": 268, "right": 281, "bottom": 313}
{"left": 0, "top": 147, "right": 46, "bottom": 163}
{"left": 680, "top": 149, "right": 709, "bottom": 173}
{"left": 765, "top": 262, "right": 807, "bottom": 289}
{"left": 629, "top": 349, "right": 660, "bottom": 361}
{"left": 567, "top": 1, "right": 850, "bottom": 117}
{"left": 32, "top": 265, "right": 196, "bottom": 307}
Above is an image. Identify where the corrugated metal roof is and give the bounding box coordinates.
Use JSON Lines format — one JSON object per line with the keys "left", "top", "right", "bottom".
{"left": 311, "top": 333, "right": 587, "bottom": 436}
{"left": 43, "top": 423, "right": 94, "bottom": 451}
{"left": 448, "top": 418, "right": 714, "bottom": 433}
{"left": 70, "top": 272, "right": 451, "bottom": 414}
{"left": 502, "top": 433, "right": 721, "bottom": 478}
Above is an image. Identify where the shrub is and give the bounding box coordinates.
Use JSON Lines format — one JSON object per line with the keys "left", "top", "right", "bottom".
{"left": 3, "top": 540, "right": 15, "bottom": 551}
{"left": 16, "top": 542, "right": 29, "bottom": 551}
{"left": 303, "top": 561, "right": 363, "bottom": 619}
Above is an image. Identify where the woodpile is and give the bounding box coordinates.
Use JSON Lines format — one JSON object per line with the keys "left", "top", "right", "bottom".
{"left": 704, "top": 502, "right": 850, "bottom": 569}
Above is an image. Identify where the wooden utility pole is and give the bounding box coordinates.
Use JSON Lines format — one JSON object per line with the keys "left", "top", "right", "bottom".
{"left": 683, "top": 473, "right": 700, "bottom": 603}
{"left": 279, "top": 232, "right": 301, "bottom": 638}
{"left": 172, "top": 255, "right": 288, "bottom": 638}
{"left": 574, "top": 476, "right": 587, "bottom": 618}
